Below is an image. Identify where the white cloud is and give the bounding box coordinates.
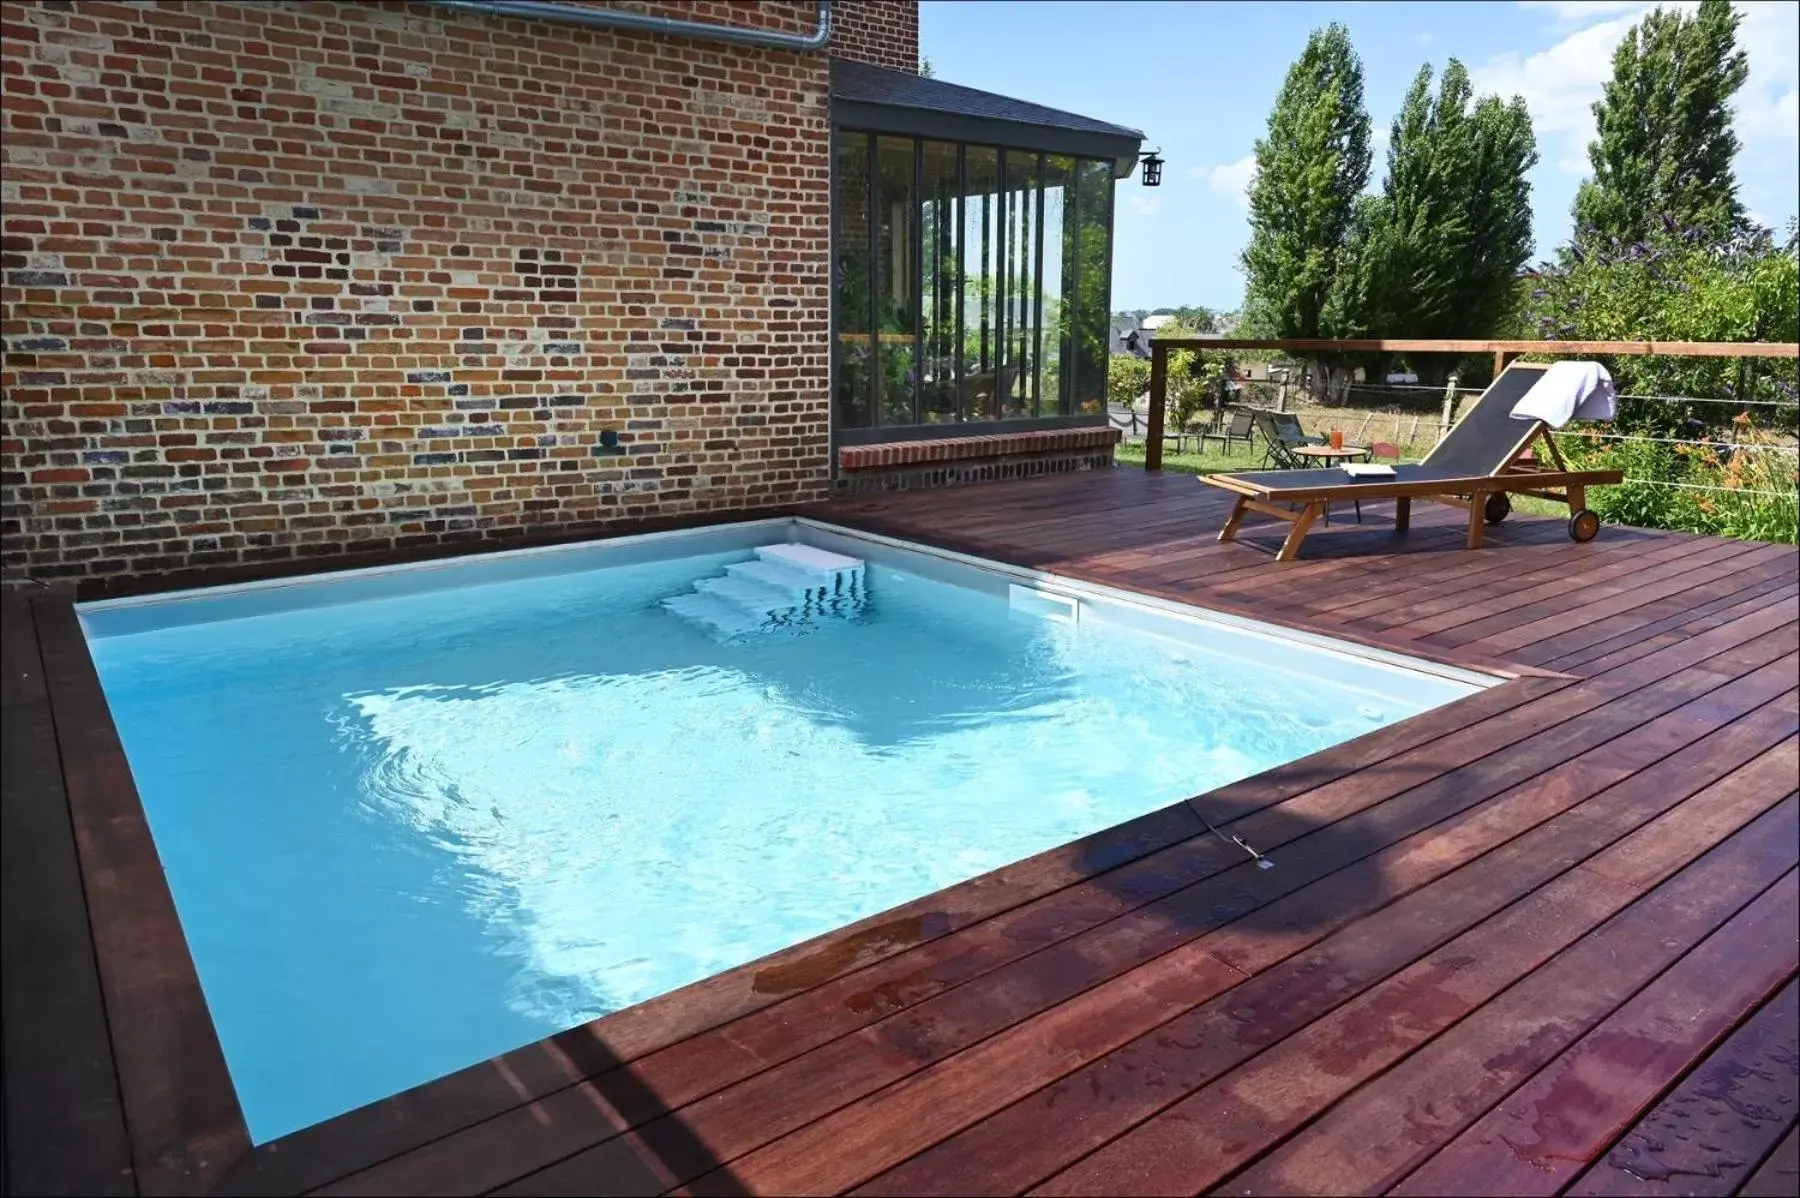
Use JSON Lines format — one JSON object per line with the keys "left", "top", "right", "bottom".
{"left": 1468, "top": 4, "right": 1676, "bottom": 164}
{"left": 1126, "top": 193, "right": 1162, "bottom": 218}
{"left": 1517, "top": 1, "right": 1653, "bottom": 22}
{"left": 1473, "top": 1, "right": 1798, "bottom": 183}
{"left": 1735, "top": 1, "right": 1800, "bottom": 150}
{"left": 1206, "top": 154, "right": 1257, "bottom": 208}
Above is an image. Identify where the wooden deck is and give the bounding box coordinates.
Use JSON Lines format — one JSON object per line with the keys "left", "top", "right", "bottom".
{"left": 4, "top": 468, "right": 1796, "bottom": 1197}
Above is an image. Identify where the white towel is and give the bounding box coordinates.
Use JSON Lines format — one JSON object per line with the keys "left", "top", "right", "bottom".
{"left": 1510, "top": 360, "right": 1618, "bottom": 427}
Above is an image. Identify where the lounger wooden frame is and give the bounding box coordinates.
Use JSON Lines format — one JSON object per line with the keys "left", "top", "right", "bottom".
{"left": 1203, "top": 365, "right": 1624, "bottom": 561}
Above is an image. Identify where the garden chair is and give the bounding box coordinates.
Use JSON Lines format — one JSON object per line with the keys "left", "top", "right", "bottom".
{"left": 1201, "top": 409, "right": 1256, "bottom": 456}
{"left": 1251, "top": 409, "right": 1312, "bottom": 469}
{"left": 1270, "top": 412, "right": 1327, "bottom": 448}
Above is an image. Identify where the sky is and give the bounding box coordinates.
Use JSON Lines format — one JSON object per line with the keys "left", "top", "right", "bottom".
{"left": 919, "top": 0, "right": 1800, "bottom": 313}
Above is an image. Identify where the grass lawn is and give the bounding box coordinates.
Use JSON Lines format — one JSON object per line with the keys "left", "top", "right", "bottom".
{"left": 1114, "top": 440, "right": 1255, "bottom": 476}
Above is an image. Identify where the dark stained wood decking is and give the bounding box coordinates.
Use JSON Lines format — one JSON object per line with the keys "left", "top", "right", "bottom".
{"left": 3, "top": 468, "right": 1796, "bottom": 1196}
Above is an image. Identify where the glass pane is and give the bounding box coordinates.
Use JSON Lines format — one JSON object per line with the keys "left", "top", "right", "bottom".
{"left": 833, "top": 132, "right": 872, "bottom": 428}
{"left": 1039, "top": 155, "right": 1073, "bottom": 416}
{"left": 919, "top": 141, "right": 960, "bottom": 425}
{"left": 961, "top": 146, "right": 1000, "bottom": 422}
{"left": 874, "top": 136, "right": 917, "bottom": 427}
{"left": 1069, "top": 158, "right": 1115, "bottom": 417}
{"left": 1001, "top": 151, "right": 1039, "bottom": 417}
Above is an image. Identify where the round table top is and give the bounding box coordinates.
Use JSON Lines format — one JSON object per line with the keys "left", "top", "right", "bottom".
{"left": 1291, "top": 443, "right": 1370, "bottom": 460}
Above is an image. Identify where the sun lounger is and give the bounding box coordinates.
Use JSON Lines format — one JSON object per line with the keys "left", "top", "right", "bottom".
{"left": 1201, "top": 363, "right": 1625, "bottom": 561}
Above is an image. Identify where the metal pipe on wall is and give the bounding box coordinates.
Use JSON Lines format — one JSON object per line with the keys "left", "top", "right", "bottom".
{"left": 419, "top": 0, "right": 832, "bottom": 52}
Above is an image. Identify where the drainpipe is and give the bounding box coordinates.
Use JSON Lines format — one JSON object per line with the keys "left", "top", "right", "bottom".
{"left": 419, "top": 0, "right": 832, "bottom": 52}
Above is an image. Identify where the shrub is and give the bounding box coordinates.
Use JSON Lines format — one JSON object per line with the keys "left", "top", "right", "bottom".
{"left": 1107, "top": 354, "right": 1150, "bottom": 410}
{"left": 1557, "top": 421, "right": 1797, "bottom": 543}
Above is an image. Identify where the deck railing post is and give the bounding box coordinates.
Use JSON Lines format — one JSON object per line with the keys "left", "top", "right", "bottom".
{"left": 1146, "top": 342, "right": 1167, "bottom": 472}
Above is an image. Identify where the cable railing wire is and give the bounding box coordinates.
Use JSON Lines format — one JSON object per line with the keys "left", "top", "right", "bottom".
{"left": 1231, "top": 380, "right": 1799, "bottom": 407}
{"left": 1627, "top": 478, "right": 1798, "bottom": 500}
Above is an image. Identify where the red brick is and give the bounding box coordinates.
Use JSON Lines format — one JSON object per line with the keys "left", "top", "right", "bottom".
{"left": 0, "top": 0, "right": 925, "bottom": 586}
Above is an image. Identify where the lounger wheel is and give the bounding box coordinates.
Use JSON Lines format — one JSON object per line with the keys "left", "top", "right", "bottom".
{"left": 1483, "top": 493, "right": 1511, "bottom": 524}
{"left": 1568, "top": 508, "right": 1601, "bottom": 543}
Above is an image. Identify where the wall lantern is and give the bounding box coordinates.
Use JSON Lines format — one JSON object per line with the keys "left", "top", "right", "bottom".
{"left": 1139, "top": 148, "right": 1163, "bottom": 187}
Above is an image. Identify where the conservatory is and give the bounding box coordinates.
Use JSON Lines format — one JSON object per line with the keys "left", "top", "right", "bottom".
{"left": 829, "top": 60, "right": 1144, "bottom": 478}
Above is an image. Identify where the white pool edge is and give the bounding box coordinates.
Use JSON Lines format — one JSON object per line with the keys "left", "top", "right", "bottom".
{"left": 792, "top": 518, "right": 1500, "bottom": 693}
{"left": 77, "top": 514, "right": 1498, "bottom": 693}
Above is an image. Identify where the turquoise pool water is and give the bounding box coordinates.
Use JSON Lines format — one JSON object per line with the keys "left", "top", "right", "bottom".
{"left": 80, "top": 522, "right": 1482, "bottom": 1143}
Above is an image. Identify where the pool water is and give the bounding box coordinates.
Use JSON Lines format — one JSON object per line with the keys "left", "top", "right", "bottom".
{"left": 81, "top": 522, "right": 1483, "bottom": 1143}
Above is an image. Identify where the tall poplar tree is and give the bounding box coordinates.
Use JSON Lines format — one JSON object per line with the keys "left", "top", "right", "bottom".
{"left": 1573, "top": 0, "right": 1749, "bottom": 246}
{"left": 1241, "top": 23, "right": 1372, "bottom": 341}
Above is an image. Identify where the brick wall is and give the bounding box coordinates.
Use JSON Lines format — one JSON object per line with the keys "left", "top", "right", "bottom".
{"left": 0, "top": 0, "right": 863, "bottom": 588}
{"left": 835, "top": 427, "right": 1121, "bottom": 496}
{"left": 829, "top": 0, "right": 917, "bottom": 73}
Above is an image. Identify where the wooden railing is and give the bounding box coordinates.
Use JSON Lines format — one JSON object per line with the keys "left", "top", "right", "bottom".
{"left": 1140, "top": 338, "right": 1800, "bottom": 471}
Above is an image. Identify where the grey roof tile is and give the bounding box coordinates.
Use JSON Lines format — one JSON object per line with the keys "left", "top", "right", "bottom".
{"left": 830, "top": 58, "right": 1143, "bottom": 142}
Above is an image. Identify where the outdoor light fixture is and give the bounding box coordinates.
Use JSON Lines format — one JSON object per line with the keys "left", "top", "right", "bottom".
{"left": 1140, "top": 148, "right": 1163, "bottom": 187}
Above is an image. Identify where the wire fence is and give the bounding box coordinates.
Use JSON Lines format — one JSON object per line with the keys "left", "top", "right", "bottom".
{"left": 1629, "top": 478, "right": 1798, "bottom": 500}
{"left": 1331, "top": 381, "right": 1800, "bottom": 408}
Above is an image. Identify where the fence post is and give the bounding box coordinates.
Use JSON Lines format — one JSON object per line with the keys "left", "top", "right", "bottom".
{"left": 1146, "top": 342, "right": 1167, "bottom": 471}
{"left": 1493, "top": 349, "right": 1518, "bottom": 377}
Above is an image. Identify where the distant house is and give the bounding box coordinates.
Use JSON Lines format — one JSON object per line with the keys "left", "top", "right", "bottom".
{"left": 1111, "top": 317, "right": 1149, "bottom": 357}
{"left": 1114, "top": 312, "right": 1213, "bottom": 358}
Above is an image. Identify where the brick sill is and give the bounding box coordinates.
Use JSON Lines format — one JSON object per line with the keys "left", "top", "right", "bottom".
{"left": 839, "top": 427, "right": 1121, "bottom": 471}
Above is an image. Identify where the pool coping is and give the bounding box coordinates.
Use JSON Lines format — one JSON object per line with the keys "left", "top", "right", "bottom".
{"left": 30, "top": 510, "right": 1574, "bottom": 1194}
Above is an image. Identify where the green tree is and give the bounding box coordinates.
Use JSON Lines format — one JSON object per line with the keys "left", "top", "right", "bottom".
{"left": 1171, "top": 305, "right": 1218, "bottom": 332}
{"left": 1517, "top": 228, "right": 1799, "bottom": 433}
{"left": 1107, "top": 353, "right": 1150, "bottom": 409}
{"left": 1329, "top": 61, "right": 1537, "bottom": 380}
{"left": 1241, "top": 22, "right": 1372, "bottom": 346}
{"left": 1572, "top": 0, "right": 1749, "bottom": 248}
{"left": 1459, "top": 92, "right": 1537, "bottom": 330}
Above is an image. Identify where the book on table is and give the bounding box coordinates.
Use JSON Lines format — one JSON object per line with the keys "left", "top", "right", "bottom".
{"left": 1342, "top": 463, "right": 1396, "bottom": 478}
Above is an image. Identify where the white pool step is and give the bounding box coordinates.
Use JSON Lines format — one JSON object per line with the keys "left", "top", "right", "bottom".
{"left": 661, "top": 592, "right": 771, "bottom": 637}
{"left": 724, "top": 558, "right": 832, "bottom": 598}
{"left": 662, "top": 543, "right": 867, "bottom": 637}
{"left": 694, "top": 575, "right": 800, "bottom": 618}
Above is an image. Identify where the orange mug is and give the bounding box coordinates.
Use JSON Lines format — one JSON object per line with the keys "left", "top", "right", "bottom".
{"left": 1329, "top": 429, "right": 1345, "bottom": 450}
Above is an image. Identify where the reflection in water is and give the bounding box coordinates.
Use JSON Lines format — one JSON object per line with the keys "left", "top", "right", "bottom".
{"left": 345, "top": 644, "right": 1265, "bottom": 1027}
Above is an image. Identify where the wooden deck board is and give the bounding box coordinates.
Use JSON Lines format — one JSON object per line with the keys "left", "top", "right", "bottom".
{"left": 3, "top": 468, "right": 1794, "bottom": 1196}
{"left": 1739, "top": 1123, "right": 1800, "bottom": 1197}
{"left": 1563, "top": 978, "right": 1799, "bottom": 1198}
{"left": 856, "top": 702, "right": 1800, "bottom": 1197}
{"left": 1389, "top": 874, "right": 1799, "bottom": 1196}
{"left": 31, "top": 599, "right": 250, "bottom": 1197}
{"left": 0, "top": 596, "right": 136, "bottom": 1197}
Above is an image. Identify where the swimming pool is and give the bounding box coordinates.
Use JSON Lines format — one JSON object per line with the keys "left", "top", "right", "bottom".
{"left": 80, "top": 518, "right": 1489, "bottom": 1143}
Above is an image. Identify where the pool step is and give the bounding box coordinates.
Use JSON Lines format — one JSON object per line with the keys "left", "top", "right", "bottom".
{"left": 662, "top": 543, "right": 867, "bottom": 637}
{"left": 661, "top": 592, "right": 772, "bottom": 638}
{"left": 694, "top": 575, "right": 801, "bottom": 618}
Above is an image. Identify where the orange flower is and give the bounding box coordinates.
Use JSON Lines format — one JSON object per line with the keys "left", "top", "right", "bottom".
{"left": 1732, "top": 410, "right": 1753, "bottom": 427}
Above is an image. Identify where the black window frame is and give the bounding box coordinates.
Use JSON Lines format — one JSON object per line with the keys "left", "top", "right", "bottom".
{"left": 830, "top": 127, "right": 1121, "bottom": 447}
